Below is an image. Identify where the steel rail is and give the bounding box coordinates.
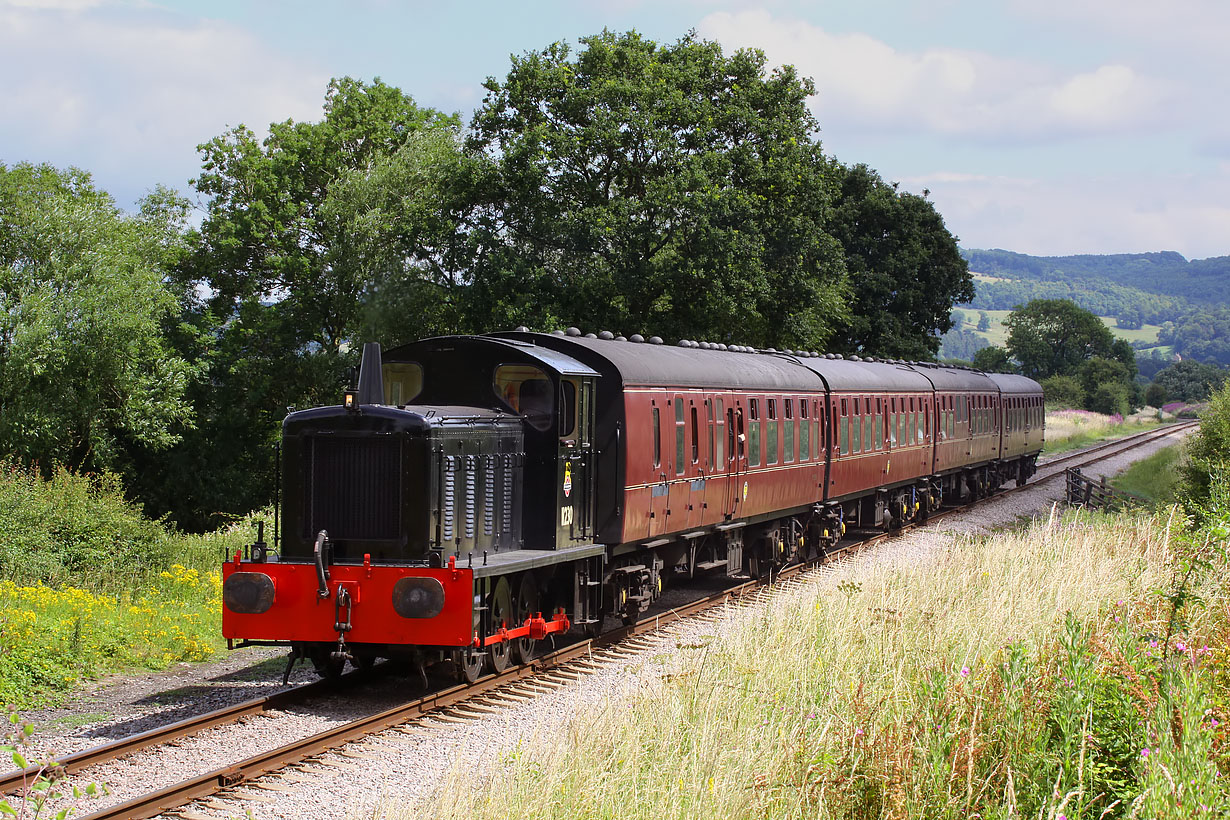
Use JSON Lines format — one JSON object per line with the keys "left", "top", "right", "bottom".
{"left": 0, "top": 673, "right": 369, "bottom": 796}
{"left": 10, "top": 420, "right": 1193, "bottom": 820}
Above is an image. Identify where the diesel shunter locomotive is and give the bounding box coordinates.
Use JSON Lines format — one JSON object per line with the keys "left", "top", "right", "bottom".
{"left": 222, "top": 330, "right": 1044, "bottom": 682}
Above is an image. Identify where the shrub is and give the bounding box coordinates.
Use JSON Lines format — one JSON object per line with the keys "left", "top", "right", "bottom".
{"left": 1042, "top": 374, "right": 1084, "bottom": 409}
{"left": 1179, "top": 382, "right": 1230, "bottom": 521}
{"left": 1088, "top": 380, "right": 1130, "bottom": 416}
{"left": 0, "top": 462, "right": 175, "bottom": 593}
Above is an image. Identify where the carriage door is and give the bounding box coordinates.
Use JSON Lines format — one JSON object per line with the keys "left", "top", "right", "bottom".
{"left": 557, "top": 376, "right": 596, "bottom": 546}
{"left": 722, "top": 396, "right": 745, "bottom": 520}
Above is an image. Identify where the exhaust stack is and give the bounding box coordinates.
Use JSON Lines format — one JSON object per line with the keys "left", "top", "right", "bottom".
{"left": 356, "top": 342, "right": 384, "bottom": 405}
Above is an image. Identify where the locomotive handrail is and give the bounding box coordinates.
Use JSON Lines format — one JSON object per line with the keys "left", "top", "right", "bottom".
{"left": 313, "top": 529, "right": 331, "bottom": 598}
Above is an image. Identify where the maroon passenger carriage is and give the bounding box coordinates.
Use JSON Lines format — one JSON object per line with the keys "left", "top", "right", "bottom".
{"left": 222, "top": 330, "right": 1043, "bottom": 682}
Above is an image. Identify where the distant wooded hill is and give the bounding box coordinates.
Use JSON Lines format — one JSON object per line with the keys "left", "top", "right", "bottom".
{"left": 954, "top": 249, "right": 1230, "bottom": 367}
{"left": 963, "top": 249, "right": 1230, "bottom": 323}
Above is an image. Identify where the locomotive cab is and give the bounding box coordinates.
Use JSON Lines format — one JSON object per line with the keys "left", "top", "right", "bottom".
{"left": 223, "top": 337, "right": 604, "bottom": 680}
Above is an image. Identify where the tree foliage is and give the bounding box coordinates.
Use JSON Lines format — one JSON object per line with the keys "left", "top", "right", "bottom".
{"left": 1005, "top": 299, "right": 1120, "bottom": 381}
{"left": 1179, "top": 382, "right": 1230, "bottom": 519}
{"left": 826, "top": 163, "right": 973, "bottom": 358}
{"left": 156, "top": 78, "right": 461, "bottom": 528}
{"left": 0, "top": 162, "right": 194, "bottom": 473}
{"left": 1150, "top": 360, "right": 1229, "bottom": 403}
{"left": 1158, "top": 307, "right": 1230, "bottom": 366}
{"left": 972, "top": 346, "right": 1014, "bottom": 373}
{"left": 461, "top": 30, "right": 851, "bottom": 349}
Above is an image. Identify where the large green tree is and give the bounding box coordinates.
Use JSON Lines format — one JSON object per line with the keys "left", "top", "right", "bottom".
{"left": 461, "top": 30, "right": 851, "bottom": 349}
{"left": 0, "top": 163, "right": 195, "bottom": 473}
{"left": 191, "top": 76, "right": 460, "bottom": 355}
{"left": 155, "top": 78, "right": 461, "bottom": 528}
{"left": 1004, "top": 299, "right": 1119, "bottom": 381}
{"left": 826, "top": 163, "right": 973, "bottom": 358}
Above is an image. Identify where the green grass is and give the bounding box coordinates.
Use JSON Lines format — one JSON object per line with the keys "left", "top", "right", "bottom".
{"left": 1112, "top": 444, "right": 1186, "bottom": 506}
{"left": 954, "top": 309, "right": 1162, "bottom": 349}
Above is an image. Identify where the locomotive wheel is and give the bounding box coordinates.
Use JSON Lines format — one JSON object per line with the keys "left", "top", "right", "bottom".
{"left": 456, "top": 647, "right": 484, "bottom": 684}
{"left": 488, "top": 578, "right": 513, "bottom": 674}
{"left": 511, "top": 573, "right": 539, "bottom": 664}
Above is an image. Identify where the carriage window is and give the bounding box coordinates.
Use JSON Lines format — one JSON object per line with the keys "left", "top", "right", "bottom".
{"left": 723, "top": 408, "right": 733, "bottom": 464}
{"left": 767, "top": 398, "right": 779, "bottom": 466}
{"left": 840, "top": 405, "right": 850, "bottom": 456}
{"left": 817, "top": 401, "right": 824, "bottom": 455}
{"left": 495, "top": 364, "right": 553, "bottom": 432}
{"left": 706, "top": 400, "right": 715, "bottom": 469}
{"left": 690, "top": 405, "right": 700, "bottom": 465}
{"left": 785, "top": 403, "right": 795, "bottom": 463}
{"left": 799, "top": 400, "right": 809, "bottom": 460}
{"left": 652, "top": 407, "right": 661, "bottom": 468}
{"left": 382, "top": 361, "right": 423, "bottom": 406}
{"left": 675, "top": 398, "right": 686, "bottom": 475}
{"left": 874, "top": 413, "right": 882, "bottom": 450}
{"left": 862, "top": 401, "right": 873, "bottom": 452}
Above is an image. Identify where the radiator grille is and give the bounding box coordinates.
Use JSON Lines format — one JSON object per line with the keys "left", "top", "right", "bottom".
{"left": 304, "top": 436, "right": 402, "bottom": 540}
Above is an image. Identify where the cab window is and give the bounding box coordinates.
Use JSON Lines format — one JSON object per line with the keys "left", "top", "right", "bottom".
{"left": 494, "top": 364, "right": 553, "bottom": 432}
{"left": 559, "top": 379, "right": 577, "bottom": 438}
{"left": 382, "top": 361, "right": 423, "bottom": 405}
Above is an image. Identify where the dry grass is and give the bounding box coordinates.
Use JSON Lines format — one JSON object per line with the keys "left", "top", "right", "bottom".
{"left": 1044, "top": 409, "right": 1162, "bottom": 454}
{"left": 408, "top": 508, "right": 1228, "bottom": 819}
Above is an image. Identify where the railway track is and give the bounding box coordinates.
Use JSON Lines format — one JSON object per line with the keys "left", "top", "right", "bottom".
{"left": 2, "top": 421, "right": 1195, "bottom": 820}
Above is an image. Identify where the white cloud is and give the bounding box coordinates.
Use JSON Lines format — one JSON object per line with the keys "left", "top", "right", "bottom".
{"left": 697, "top": 9, "right": 1171, "bottom": 142}
{"left": 1009, "top": 0, "right": 1230, "bottom": 53}
{"left": 0, "top": 2, "right": 328, "bottom": 200}
{"left": 902, "top": 169, "right": 1230, "bottom": 259}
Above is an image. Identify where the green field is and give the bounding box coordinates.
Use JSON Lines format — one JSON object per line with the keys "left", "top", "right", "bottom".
{"left": 953, "top": 307, "right": 1166, "bottom": 351}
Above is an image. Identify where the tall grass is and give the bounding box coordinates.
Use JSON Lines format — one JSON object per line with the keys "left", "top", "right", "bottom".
{"left": 1044, "top": 409, "right": 1162, "bottom": 455}
{"left": 416, "top": 508, "right": 1228, "bottom": 820}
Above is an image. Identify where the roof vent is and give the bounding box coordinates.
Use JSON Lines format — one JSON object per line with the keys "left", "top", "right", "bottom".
{"left": 649, "top": 336, "right": 663, "bottom": 345}
{"left": 630, "top": 334, "right": 645, "bottom": 343}
{"left": 514, "top": 326, "right": 530, "bottom": 332}
{"left": 584, "top": 332, "right": 597, "bottom": 338}
{"left": 717, "top": 344, "right": 728, "bottom": 351}
{"left": 598, "top": 330, "right": 614, "bottom": 340}
{"left": 615, "top": 335, "right": 627, "bottom": 342}
{"left": 566, "top": 327, "right": 582, "bottom": 337}
{"left": 551, "top": 329, "right": 566, "bottom": 336}
{"left": 699, "top": 341, "right": 710, "bottom": 349}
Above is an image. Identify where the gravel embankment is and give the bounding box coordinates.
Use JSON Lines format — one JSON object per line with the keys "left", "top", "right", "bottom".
{"left": 20, "top": 426, "right": 1189, "bottom": 820}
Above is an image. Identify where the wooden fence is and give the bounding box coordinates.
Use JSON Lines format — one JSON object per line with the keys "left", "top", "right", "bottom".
{"left": 1064, "top": 467, "right": 1147, "bottom": 512}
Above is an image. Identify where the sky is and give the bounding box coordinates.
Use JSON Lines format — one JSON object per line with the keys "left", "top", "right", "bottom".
{"left": 2, "top": 0, "right": 1227, "bottom": 260}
